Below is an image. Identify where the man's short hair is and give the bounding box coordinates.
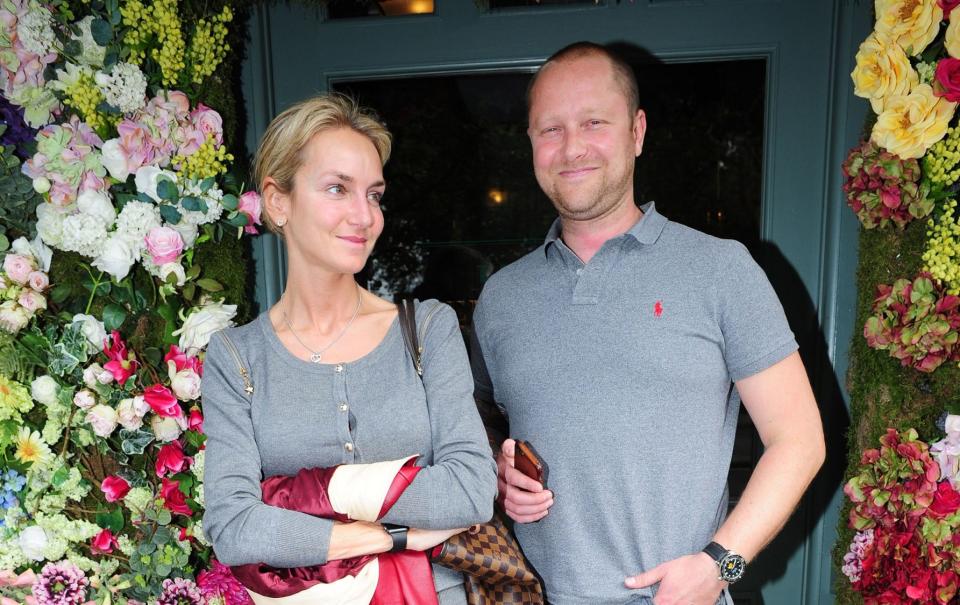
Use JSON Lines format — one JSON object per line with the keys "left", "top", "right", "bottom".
{"left": 526, "top": 41, "right": 640, "bottom": 116}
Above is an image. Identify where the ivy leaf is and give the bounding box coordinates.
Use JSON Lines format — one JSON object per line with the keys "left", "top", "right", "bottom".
{"left": 119, "top": 428, "right": 154, "bottom": 455}
{"left": 195, "top": 278, "right": 223, "bottom": 292}
{"left": 158, "top": 204, "right": 181, "bottom": 225}
{"left": 102, "top": 304, "right": 127, "bottom": 332}
{"left": 48, "top": 343, "right": 81, "bottom": 377}
{"left": 90, "top": 18, "right": 112, "bottom": 46}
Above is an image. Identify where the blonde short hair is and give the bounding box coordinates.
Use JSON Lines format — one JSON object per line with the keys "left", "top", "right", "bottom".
{"left": 252, "top": 93, "right": 393, "bottom": 234}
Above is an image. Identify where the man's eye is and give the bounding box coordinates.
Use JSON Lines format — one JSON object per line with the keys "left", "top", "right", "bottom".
{"left": 368, "top": 191, "right": 383, "bottom": 204}
{"left": 541, "top": 127, "right": 560, "bottom": 135}
{"left": 587, "top": 120, "right": 604, "bottom": 128}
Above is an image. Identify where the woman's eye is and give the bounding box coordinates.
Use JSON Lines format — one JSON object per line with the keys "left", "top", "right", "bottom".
{"left": 326, "top": 184, "right": 346, "bottom": 195}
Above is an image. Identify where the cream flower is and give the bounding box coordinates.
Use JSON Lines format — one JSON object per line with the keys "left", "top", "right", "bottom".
{"left": 872, "top": 84, "right": 957, "bottom": 159}
{"left": 14, "top": 427, "right": 53, "bottom": 466}
{"left": 875, "top": 0, "right": 942, "bottom": 56}
{"left": 852, "top": 32, "right": 919, "bottom": 113}
{"left": 947, "top": 9, "right": 960, "bottom": 59}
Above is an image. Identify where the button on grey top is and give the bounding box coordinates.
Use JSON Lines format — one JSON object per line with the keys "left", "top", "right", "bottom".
{"left": 202, "top": 301, "right": 497, "bottom": 594}
{"left": 472, "top": 202, "right": 796, "bottom": 605}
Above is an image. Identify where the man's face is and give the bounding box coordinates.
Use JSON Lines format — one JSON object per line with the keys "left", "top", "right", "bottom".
{"left": 527, "top": 54, "right": 646, "bottom": 222}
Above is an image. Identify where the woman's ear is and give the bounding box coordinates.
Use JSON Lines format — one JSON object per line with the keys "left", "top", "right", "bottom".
{"left": 262, "top": 177, "right": 289, "bottom": 228}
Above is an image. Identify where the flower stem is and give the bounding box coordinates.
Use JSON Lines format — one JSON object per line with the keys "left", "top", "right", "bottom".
{"left": 84, "top": 271, "right": 105, "bottom": 315}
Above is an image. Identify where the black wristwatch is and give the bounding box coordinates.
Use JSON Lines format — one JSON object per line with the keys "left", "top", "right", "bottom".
{"left": 702, "top": 541, "right": 746, "bottom": 583}
{"left": 382, "top": 523, "right": 408, "bottom": 553}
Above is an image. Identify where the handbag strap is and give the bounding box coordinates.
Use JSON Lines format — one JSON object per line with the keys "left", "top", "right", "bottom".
{"left": 396, "top": 297, "right": 422, "bottom": 377}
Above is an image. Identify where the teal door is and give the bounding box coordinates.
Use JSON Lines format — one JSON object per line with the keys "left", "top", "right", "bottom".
{"left": 241, "top": 2, "right": 873, "bottom": 602}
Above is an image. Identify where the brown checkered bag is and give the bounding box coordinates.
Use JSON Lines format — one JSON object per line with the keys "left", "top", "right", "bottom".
{"left": 431, "top": 511, "right": 544, "bottom": 605}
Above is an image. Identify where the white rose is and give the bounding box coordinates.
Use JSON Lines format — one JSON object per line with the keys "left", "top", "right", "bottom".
{"left": 82, "top": 362, "right": 114, "bottom": 389}
{"left": 159, "top": 262, "right": 187, "bottom": 287}
{"left": 169, "top": 368, "right": 201, "bottom": 401}
{"left": 0, "top": 300, "right": 30, "bottom": 333}
{"left": 100, "top": 139, "right": 130, "bottom": 182}
{"left": 72, "top": 313, "right": 107, "bottom": 351}
{"left": 32, "top": 176, "right": 50, "bottom": 194}
{"left": 18, "top": 526, "right": 48, "bottom": 561}
{"left": 169, "top": 221, "right": 198, "bottom": 249}
{"left": 151, "top": 414, "right": 183, "bottom": 442}
{"left": 77, "top": 188, "right": 117, "bottom": 227}
{"left": 86, "top": 404, "right": 119, "bottom": 437}
{"left": 116, "top": 397, "right": 144, "bottom": 431}
{"left": 73, "top": 389, "right": 96, "bottom": 410}
{"left": 134, "top": 166, "right": 177, "bottom": 203}
{"left": 92, "top": 233, "right": 139, "bottom": 281}
{"left": 173, "top": 300, "right": 237, "bottom": 354}
{"left": 36, "top": 204, "right": 66, "bottom": 249}
{"left": 31, "top": 375, "right": 59, "bottom": 406}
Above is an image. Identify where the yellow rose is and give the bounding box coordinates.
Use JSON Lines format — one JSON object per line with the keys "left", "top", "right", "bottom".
{"left": 875, "top": 0, "right": 942, "bottom": 56}
{"left": 872, "top": 84, "right": 958, "bottom": 159}
{"left": 947, "top": 9, "right": 960, "bottom": 58}
{"left": 851, "top": 32, "right": 919, "bottom": 113}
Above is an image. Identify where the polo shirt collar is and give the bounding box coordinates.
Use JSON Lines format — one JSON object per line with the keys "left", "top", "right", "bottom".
{"left": 543, "top": 201, "right": 668, "bottom": 256}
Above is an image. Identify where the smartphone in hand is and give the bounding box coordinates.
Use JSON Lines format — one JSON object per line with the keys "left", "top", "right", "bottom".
{"left": 514, "top": 439, "right": 549, "bottom": 489}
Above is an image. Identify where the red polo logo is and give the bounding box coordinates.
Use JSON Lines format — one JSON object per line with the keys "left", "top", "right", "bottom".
{"left": 654, "top": 300, "right": 663, "bottom": 317}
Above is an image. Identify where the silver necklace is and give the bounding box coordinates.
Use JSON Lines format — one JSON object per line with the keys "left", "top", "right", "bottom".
{"left": 282, "top": 284, "right": 362, "bottom": 363}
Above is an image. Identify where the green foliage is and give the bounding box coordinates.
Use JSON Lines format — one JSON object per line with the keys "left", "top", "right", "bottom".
{"left": 0, "top": 143, "right": 43, "bottom": 248}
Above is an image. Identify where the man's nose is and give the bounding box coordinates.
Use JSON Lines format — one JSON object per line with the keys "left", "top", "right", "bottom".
{"left": 562, "top": 130, "right": 587, "bottom": 162}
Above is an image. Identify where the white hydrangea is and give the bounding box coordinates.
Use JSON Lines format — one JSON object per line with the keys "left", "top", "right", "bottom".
{"left": 95, "top": 63, "right": 147, "bottom": 114}
{"left": 117, "top": 534, "right": 136, "bottom": 557}
{"left": 115, "top": 200, "right": 161, "bottom": 244}
{"left": 60, "top": 212, "right": 108, "bottom": 257}
{"left": 18, "top": 7, "right": 56, "bottom": 57}
{"left": 122, "top": 486, "right": 154, "bottom": 518}
{"left": 0, "top": 531, "right": 28, "bottom": 571}
{"left": 191, "top": 520, "right": 211, "bottom": 547}
{"left": 33, "top": 512, "right": 99, "bottom": 562}
{"left": 191, "top": 449, "right": 205, "bottom": 480}
{"left": 72, "top": 16, "right": 106, "bottom": 67}
{"left": 178, "top": 180, "right": 225, "bottom": 225}
{"left": 36, "top": 203, "right": 67, "bottom": 248}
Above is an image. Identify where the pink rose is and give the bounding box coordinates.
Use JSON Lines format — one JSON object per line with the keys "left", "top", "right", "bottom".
{"left": 73, "top": 389, "right": 96, "bottom": 410}
{"left": 27, "top": 271, "right": 48, "bottom": 291}
{"left": 160, "top": 477, "right": 193, "bottom": 516}
{"left": 161, "top": 90, "right": 191, "bottom": 115}
{"left": 176, "top": 124, "right": 205, "bottom": 157}
{"left": 87, "top": 404, "right": 119, "bottom": 437}
{"left": 101, "top": 475, "right": 131, "bottom": 502}
{"left": 3, "top": 253, "right": 34, "bottom": 284}
{"left": 143, "top": 384, "right": 184, "bottom": 418}
{"left": 238, "top": 191, "right": 263, "bottom": 235}
{"left": 936, "top": 58, "right": 960, "bottom": 102}
{"left": 17, "top": 290, "right": 46, "bottom": 313}
{"left": 170, "top": 368, "right": 201, "bottom": 401}
{"left": 189, "top": 408, "right": 204, "bottom": 433}
{"left": 145, "top": 226, "right": 184, "bottom": 265}
{"left": 155, "top": 441, "right": 191, "bottom": 477}
{"left": 190, "top": 104, "right": 223, "bottom": 145}
{"left": 91, "top": 529, "right": 119, "bottom": 553}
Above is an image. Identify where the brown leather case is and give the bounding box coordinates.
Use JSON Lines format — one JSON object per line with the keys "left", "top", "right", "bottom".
{"left": 514, "top": 440, "right": 548, "bottom": 488}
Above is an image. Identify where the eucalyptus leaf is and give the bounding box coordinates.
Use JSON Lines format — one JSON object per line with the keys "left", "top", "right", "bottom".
{"left": 199, "top": 177, "right": 215, "bottom": 193}
{"left": 182, "top": 282, "right": 195, "bottom": 301}
{"left": 157, "top": 179, "right": 179, "bottom": 202}
{"left": 0, "top": 233, "right": 8, "bottom": 252}
{"left": 90, "top": 18, "right": 112, "bottom": 46}
{"left": 158, "top": 204, "right": 182, "bottom": 224}
{"left": 220, "top": 194, "right": 238, "bottom": 211}
{"left": 225, "top": 212, "right": 248, "bottom": 228}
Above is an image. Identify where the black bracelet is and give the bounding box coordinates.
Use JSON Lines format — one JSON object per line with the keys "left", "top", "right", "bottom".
{"left": 382, "top": 523, "right": 408, "bottom": 552}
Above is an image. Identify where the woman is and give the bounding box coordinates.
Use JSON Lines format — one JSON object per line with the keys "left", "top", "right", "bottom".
{"left": 201, "top": 94, "right": 498, "bottom": 604}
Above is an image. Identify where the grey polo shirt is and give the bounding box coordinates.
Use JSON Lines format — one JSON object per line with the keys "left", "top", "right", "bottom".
{"left": 471, "top": 202, "right": 797, "bottom": 605}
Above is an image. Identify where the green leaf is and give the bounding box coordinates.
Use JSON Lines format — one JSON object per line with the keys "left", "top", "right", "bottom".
{"left": 96, "top": 101, "right": 122, "bottom": 115}
{"left": 96, "top": 507, "right": 125, "bottom": 533}
{"left": 181, "top": 196, "right": 208, "bottom": 213}
{"left": 199, "top": 177, "right": 215, "bottom": 193}
{"left": 182, "top": 282, "right": 195, "bottom": 301}
{"left": 220, "top": 193, "right": 238, "bottom": 211}
{"left": 225, "top": 212, "right": 248, "bottom": 228}
{"left": 157, "top": 179, "right": 178, "bottom": 202}
{"left": 157, "top": 509, "right": 172, "bottom": 526}
{"left": 0, "top": 420, "right": 19, "bottom": 448}
{"left": 102, "top": 304, "right": 127, "bottom": 332}
{"left": 90, "top": 18, "right": 112, "bottom": 46}
{"left": 158, "top": 204, "right": 182, "bottom": 224}
{"left": 51, "top": 465, "right": 70, "bottom": 487}
{"left": 186, "top": 263, "right": 202, "bottom": 280}
{"left": 137, "top": 541, "right": 156, "bottom": 555}
{"left": 195, "top": 278, "right": 223, "bottom": 292}
{"left": 50, "top": 283, "right": 72, "bottom": 304}
{"left": 119, "top": 428, "right": 154, "bottom": 455}
{"left": 63, "top": 39, "right": 81, "bottom": 58}
{"left": 0, "top": 233, "right": 8, "bottom": 252}
{"left": 184, "top": 429, "right": 206, "bottom": 451}
{"left": 155, "top": 563, "right": 172, "bottom": 577}
{"left": 143, "top": 347, "right": 162, "bottom": 368}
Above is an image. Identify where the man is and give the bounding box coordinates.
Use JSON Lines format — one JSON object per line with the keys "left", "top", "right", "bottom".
{"left": 470, "top": 42, "right": 825, "bottom": 605}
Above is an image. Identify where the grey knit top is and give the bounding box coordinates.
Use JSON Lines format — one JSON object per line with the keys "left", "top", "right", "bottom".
{"left": 201, "top": 300, "right": 497, "bottom": 592}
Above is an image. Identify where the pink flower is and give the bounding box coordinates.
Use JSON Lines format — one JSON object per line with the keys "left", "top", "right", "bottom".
{"left": 103, "top": 331, "right": 139, "bottom": 384}
{"left": 188, "top": 408, "right": 204, "bottom": 433}
{"left": 3, "top": 253, "right": 34, "bottom": 284}
{"left": 190, "top": 104, "right": 223, "bottom": 145}
{"left": 73, "top": 389, "right": 96, "bottom": 410}
{"left": 17, "top": 290, "right": 45, "bottom": 313}
{"left": 91, "top": 529, "right": 119, "bottom": 553}
{"left": 32, "top": 562, "right": 88, "bottom": 605}
{"left": 143, "top": 384, "right": 184, "bottom": 418}
{"left": 101, "top": 475, "right": 131, "bottom": 502}
{"left": 941, "top": 0, "right": 960, "bottom": 17}
{"left": 238, "top": 191, "right": 263, "bottom": 235}
{"left": 155, "top": 441, "right": 191, "bottom": 477}
{"left": 176, "top": 124, "right": 205, "bottom": 157}
{"left": 164, "top": 345, "right": 202, "bottom": 375}
{"left": 197, "top": 559, "right": 254, "bottom": 605}
{"left": 0, "top": 569, "right": 36, "bottom": 587}
{"left": 145, "top": 226, "right": 184, "bottom": 265}
{"left": 169, "top": 367, "right": 201, "bottom": 401}
{"left": 160, "top": 477, "right": 193, "bottom": 516}
{"left": 935, "top": 58, "right": 960, "bottom": 102}
{"left": 27, "top": 270, "right": 48, "bottom": 291}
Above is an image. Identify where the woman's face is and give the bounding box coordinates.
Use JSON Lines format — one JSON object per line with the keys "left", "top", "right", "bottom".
{"left": 279, "top": 127, "right": 386, "bottom": 276}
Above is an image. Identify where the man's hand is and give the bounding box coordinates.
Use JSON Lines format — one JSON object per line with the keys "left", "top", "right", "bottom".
{"left": 625, "top": 553, "right": 724, "bottom": 605}
{"left": 497, "top": 438, "right": 553, "bottom": 523}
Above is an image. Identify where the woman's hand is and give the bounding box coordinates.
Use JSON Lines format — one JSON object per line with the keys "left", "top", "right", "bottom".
{"left": 406, "top": 526, "right": 470, "bottom": 552}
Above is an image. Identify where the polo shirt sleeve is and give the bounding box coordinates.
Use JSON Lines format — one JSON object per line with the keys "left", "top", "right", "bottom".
{"left": 715, "top": 240, "right": 798, "bottom": 382}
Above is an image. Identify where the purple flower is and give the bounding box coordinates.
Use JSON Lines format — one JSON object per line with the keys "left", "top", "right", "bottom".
{"left": 197, "top": 559, "right": 253, "bottom": 605}
{"left": 31, "top": 561, "right": 89, "bottom": 605}
{"left": 0, "top": 94, "right": 37, "bottom": 159}
{"left": 841, "top": 528, "right": 874, "bottom": 583}
{"left": 154, "top": 577, "right": 204, "bottom": 605}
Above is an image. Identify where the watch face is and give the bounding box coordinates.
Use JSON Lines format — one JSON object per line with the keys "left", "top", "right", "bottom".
{"left": 719, "top": 553, "right": 746, "bottom": 583}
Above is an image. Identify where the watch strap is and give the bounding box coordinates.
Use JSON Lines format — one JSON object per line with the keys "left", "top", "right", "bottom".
{"left": 702, "top": 541, "right": 727, "bottom": 562}
{"left": 383, "top": 523, "right": 408, "bottom": 552}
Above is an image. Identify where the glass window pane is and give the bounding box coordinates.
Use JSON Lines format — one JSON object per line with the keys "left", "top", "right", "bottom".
{"left": 486, "top": 0, "right": 603, "bottom": 8}
{"left": 326, "top": 0, "right": 434, "bottom": 19}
